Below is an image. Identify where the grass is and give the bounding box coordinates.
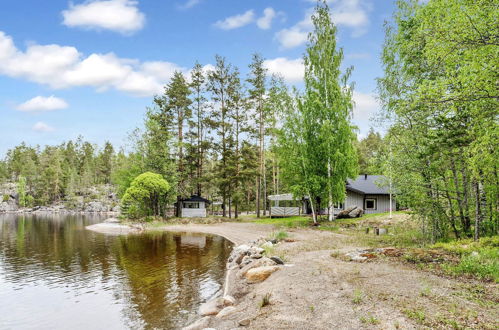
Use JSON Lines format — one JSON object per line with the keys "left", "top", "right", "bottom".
{"left": 269, "top": 230, "right": 289, "bottom": 241}
{"left": 403, "top": 308, "right": 426, "bottom": 324}
{"left": 352, "top": 289, "right": 363, "bottom": 304}
{"left": 249, "top": 215, "right": 311, "bottom": 228}
{"left": 360, "top": 314, "right": 380, "bottom": 325}
{"left": 259, "top": 292, "right": 272, "bottom": 308}
{"left": 433, "top": 237, "right": 499, "bottom": 282}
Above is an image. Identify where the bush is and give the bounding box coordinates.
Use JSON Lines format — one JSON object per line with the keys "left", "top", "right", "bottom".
{"left": 121, "top": 172, "right": 171, "bottom": 219}
{"left": 2, "top": 194, "right": 9, "bottom": 202}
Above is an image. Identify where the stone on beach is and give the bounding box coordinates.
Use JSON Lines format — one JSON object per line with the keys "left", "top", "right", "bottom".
{"left": 199, "top": 298, "right": 224, "bottom": 316}
{"left": 245, "top": 265, "right": 280, "bottom": 283}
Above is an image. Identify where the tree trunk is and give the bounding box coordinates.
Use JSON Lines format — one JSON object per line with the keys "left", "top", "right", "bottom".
{"left": 474, "top": 180, "right": 481, "bottom": 241}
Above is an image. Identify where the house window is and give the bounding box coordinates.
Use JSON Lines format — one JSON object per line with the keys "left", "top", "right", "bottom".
{"left": 184, "top": 202, "right": 200, "bottom": 209}
{"left": 365, "top": 198, "right": 377, "bottom": 210}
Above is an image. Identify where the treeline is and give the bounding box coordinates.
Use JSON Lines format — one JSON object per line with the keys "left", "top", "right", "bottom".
{"left": 0, "top": 139, "right": 116, "bottom": 206}
{"left": 378, "top": 0, "right": 498, "bottom": 241}
{"left": 113, "top": 56, "right": 291, "bottom": 218}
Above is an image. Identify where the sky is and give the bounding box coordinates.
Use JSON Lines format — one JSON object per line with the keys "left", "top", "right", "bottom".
{"left": 0, "top": 0, "right": 396, "bottom": 155}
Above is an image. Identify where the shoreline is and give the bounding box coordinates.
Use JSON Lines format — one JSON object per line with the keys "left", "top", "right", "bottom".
{"left": 85, "top": 217, "right": 499, "bottom": 329}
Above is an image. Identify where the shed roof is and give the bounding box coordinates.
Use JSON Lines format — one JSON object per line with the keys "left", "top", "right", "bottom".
{"left": 181, "top": 195, "right": 211, "bottom": 204}
{"left": 346, "top": 175, "right": 391, "bottom": 195}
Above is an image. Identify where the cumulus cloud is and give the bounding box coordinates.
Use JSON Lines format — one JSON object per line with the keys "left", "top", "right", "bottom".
{"left": 352, "top": 91, "right": 379, "bottom": 119}
{"left": 276, "top": 0, "right": 372, "bottom": 48}
{"left": 0, "top": 31, "right": 184, "bottom": 97}
{"left": 62, "top": 0, "right": 145, "bottom": 34}
{"left": 17, "top": 96, "right": 68, "bottom": 112}
{"left": 256, "top": 8, "right": 276, "bottom": 30}
{"left": 32, "top": 122, "right": 55, "bottom": 132}
{"left": 263, "top": 57, "right": 304, "bottom": 83}
{"left": 214, "top": 10, "right": 255, "bottom": 30}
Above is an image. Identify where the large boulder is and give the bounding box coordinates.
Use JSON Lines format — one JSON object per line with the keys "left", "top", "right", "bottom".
{"left": 84, "top": 201, "right": 109, "bottom": 212}
{"left": 245, "top": 265, "right": 280, "bottom": 283}
{"left": 337, "top": 206, "right": 363, "bottom": 219}
{"left": 238, "top": 257, "right": 276, "bottom": 278}
{"left": 348, "top": 207, "right": 363, "bottom": 218}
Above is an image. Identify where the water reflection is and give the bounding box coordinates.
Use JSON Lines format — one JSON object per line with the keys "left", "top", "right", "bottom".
{"left": 0, "top": 214, "right": 232, "bottom": 329}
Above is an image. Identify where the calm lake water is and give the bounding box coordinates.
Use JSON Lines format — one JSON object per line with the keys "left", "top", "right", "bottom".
{"left": 0, "top": 214, "right": 232, "bottom": 330}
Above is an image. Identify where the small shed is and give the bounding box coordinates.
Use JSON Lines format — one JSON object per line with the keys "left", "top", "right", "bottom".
{"left": 268, "top": 193, "right": 305, "bottom": 218}
{"left": 180, "top": 195, "right": 211, "bottom": 218}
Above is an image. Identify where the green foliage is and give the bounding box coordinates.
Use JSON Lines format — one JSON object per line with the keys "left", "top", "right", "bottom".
{"left": 2, "top": 194, "right": 9, "bottom": 202}
{"left": 121, "top": 172, "right": 172, "bottom": 219}
{"left": 278, "top": 2, "right": 357, "bottom": 223}
{"left": 17, "top": 176, "right": 27, "bottom": 207}
{"left": 378, "top": 0, "right": 498, "bottom": 241}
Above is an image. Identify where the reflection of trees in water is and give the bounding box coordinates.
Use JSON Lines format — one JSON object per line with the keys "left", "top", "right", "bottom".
{"left": 0, "top": 214, "right": 232, "bottom": 329}
{"left": 113, "top": 232, "right": 232, "bottom": 329}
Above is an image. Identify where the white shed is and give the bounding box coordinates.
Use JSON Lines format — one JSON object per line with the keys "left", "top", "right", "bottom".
{"left": 180, "top": 195, "right": 211, "bottom": 218}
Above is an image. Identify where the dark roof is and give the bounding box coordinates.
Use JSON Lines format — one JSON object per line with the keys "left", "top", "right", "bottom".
{"left": 346, "top": 175, "right": 391, "bottom": 195}
{"left": 181, "top": 195, "right": 211, "bottom": 204}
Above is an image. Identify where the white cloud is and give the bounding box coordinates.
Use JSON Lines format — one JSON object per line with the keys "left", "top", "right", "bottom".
{"left": 0, "top": 31, "right": 184, "bottom": 97}
{"left": 17, "top": 96, "right": 68, "bottom": 112}
{"left": 179, "top": 0, "right": 201, "bottom": 10}
{"left": 275, "top": 1, "right": 371, "bottom": 48}
{"left": 263, "top": 57, "right": 304, "bottom": 83}
{"left": 62, "top": 0, "right": 145, "bottom": 34}
{"left": 352, "top": 91, "right": 379, "bottom": 119}
{"left": 275, "top": 27, "right": 309, "bottom": 49}
{"left": 214, "top": 10, "right": 255, "bottom": 30}
{"left": 257, "top": 8, "right": 276, "bottom": 30}
{"left": 32, "top": 122, "right": 55, "bottom": 132}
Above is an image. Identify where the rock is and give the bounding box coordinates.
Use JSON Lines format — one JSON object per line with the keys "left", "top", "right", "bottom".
{"left": 111, "top": 205, "right": 121, "bottom": 213}
{"left": 199, "top": 298, "right": 224, "bottom": 316}
{"left": 182, "top": 317, "right": 211, "bottom": 330}
{"left": 238, "top": 318, "right": 251, "bottom": 327}
{"left": 251, "top": 253, "right": 262, "bottom": 259}
{"left": 270, "top": 256, "right": 284, "bottom": 265}
{"left": 216, "top": 306, "right": 236, "bottom": 319}
{"left": 348, "top": 207, "right": 363, "bottom": 218}
{"left": 222, "top": 295, "right": 236, "bottom": 306}
{"left": 84, "top": 201, "right": 109, "bottom": 212}
{"left": 245, "top": 266, "right": 280, "bottom": 283}
{"left": 261, "top": 241, "right": 273, "bottom": 249}
{"left": 0, "top": 201, "right": 17, "bottom": 213}
{"left": 238, "top": 257, "right": 276, "bottom": 278}
{"left": 336, "top": 206, "right": 357, "bottom": 219}
{"left": 240, "top": 256, "right": 252, "bottom": 266}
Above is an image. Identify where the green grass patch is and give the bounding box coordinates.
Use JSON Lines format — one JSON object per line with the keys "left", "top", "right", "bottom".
{"left": 442, "top": 247, "right": 499, "bottom": 282}
{"left": 249, "top": 215, "right": 311, "bottom": 228}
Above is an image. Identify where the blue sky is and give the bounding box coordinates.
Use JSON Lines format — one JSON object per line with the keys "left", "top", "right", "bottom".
{"left": 0, "top": 0, "right": 396, "bottom": 155}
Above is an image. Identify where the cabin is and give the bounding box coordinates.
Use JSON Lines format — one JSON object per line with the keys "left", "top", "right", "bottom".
{"left": 179, "top": 195, "right": 211, "bottom": 218}
{"left": 344, "top": 175, "right": 396, "bottom": 214}
{"left": 268, "top": 175, "right": 395, "bottom": 217}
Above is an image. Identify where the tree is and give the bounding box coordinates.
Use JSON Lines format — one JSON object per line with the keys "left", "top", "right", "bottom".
{"left": 207, "top": 55, "right": 235, "bottom": 217}
{"left": 357, "top": 129, "right": 385, "bottom": 175}
{"left": 188, "top": 62, "right": 210, "bottom": 196}
{"left": 378, "top": 0, "right": 498, "bottom": 241}
{"left": 121, "top": 172, "right": 172, "bottom": 218}
{"left": 279, "top": 1, "right": 357, "bottom": 223}
{"left": 247, "top": 53, "right": 268, "bottom": 217}
{"left": 154, "top": 71, "right": 192, "bottom": 215}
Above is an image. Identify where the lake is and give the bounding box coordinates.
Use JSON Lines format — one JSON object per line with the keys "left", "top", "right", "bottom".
{"left": 0, "top": 214, "right": 232, "bottom": 329}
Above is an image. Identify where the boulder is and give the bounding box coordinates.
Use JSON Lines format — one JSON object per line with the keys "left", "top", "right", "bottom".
{"left": 348, "top": 207, "right": 363, "bottom": 218}
{"left": 182, "top": 317, "right": 211, "bottom": 330}
{"left": 261, "top": 241, "right": 273, "bottom": 249}
{"left": 104, "top": 217, "right": 121, "bottom": 224}
{"left": 337, "top": 206, "right": 364, "bottom": 219}
{"left": 222, "top": 295, "right": 236, "bottom": 306}
{"left": 245, "top": 266, "right": 280, "bottom": 283}
{"left": 239, "top": 318, "right": 251, "bottom": 327}
{"left": 270, "top": 256, "right": 284, "bottom": 265}
{"left": 199, "top": 298, "right": 224, "bottom": 316}
{"left": 238, "top": 257, "right": 276, "bottom": 278}
{"left": 215, "top": 306, "right": 237, "bottom": 319}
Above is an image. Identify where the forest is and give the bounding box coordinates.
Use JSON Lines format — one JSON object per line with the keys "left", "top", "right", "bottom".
{"left": 0, "top": 0, "right": 497, "bottom": 242}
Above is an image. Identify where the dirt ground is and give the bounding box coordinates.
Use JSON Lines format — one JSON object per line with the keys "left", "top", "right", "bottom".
{"left": 93, "top": 217, "right": 497, "bottom": 329}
